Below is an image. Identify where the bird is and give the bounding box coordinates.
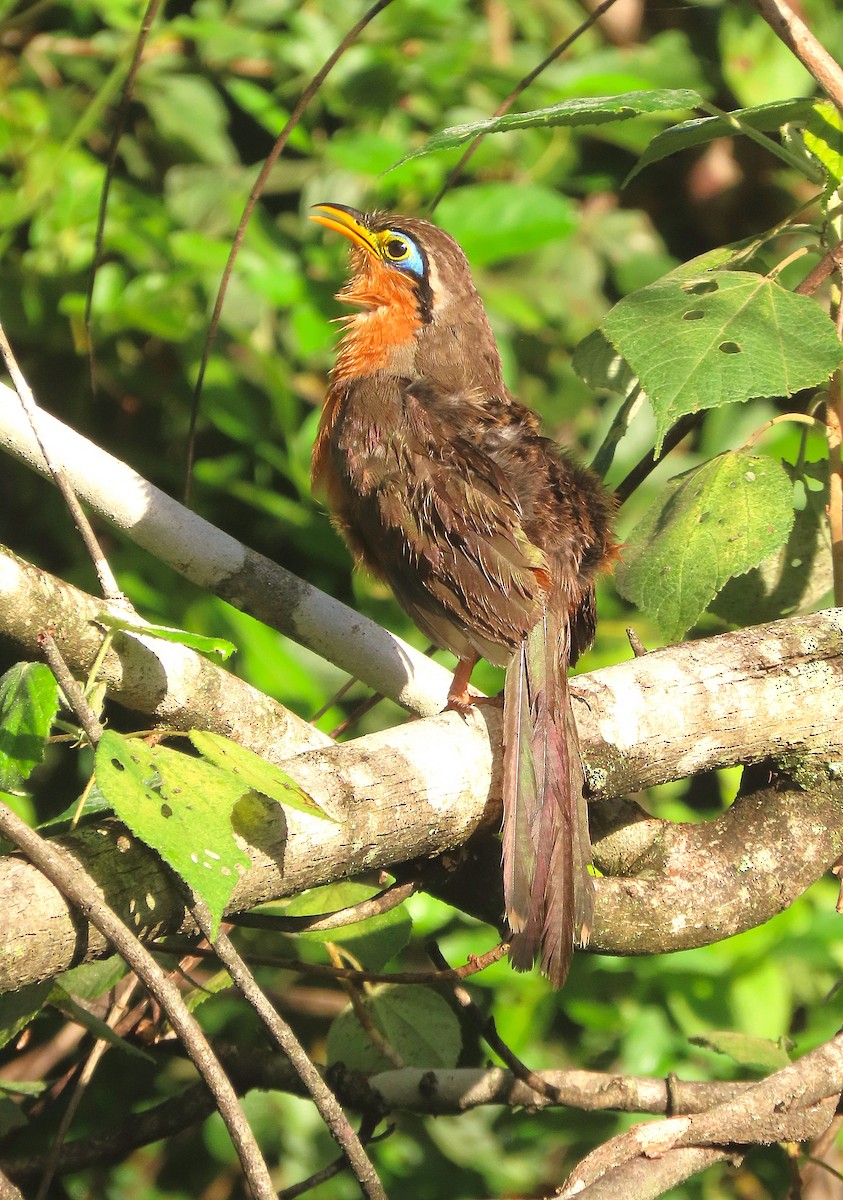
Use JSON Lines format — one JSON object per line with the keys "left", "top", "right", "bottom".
{"left": 310, "top": 202, "right": 615, "bottom": 986}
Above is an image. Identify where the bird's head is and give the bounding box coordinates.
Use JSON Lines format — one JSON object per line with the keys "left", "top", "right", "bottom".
{"left": 311, "top": 203, "right": 501, "bottom": 388}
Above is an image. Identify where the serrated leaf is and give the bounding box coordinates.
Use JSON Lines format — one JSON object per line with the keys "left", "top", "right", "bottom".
{"left": 626, "top": 98, "right": 814, "bottom": 184}
{"left": 96, "top": 611, "right": 236, "bottom": 661}
{"left": 616, "top": 451, "right": 795, "bottom": 640}
{"left": 801, "top": 100, "right": 843, "bottom": 186}
{"left": 0, "top": 981, "right": 51, "bottom": 1051}
{"left": 0, "top": 662, "right": 60, "bottom": 791}
{"left": 602, "top": 270, "right": 841, "bottom": 453}
{"left": 189, "top": 730, "right": 331, "bottom": 820}
{"left": 283, "top": 882, "right": 412, "bottom": 970}
{"left": 712, "top": 462, "right": 831, "bottom": 625}
{"left": 690, "top": 1030, "right": 791, "bottom": 1072}
{"left": 391, "top": 89, "right": 702, "bottom": 168}
{"left": 95, "top": 731, "right": 250, "bottom": 936}
{"left": 49, "top": 985, "right": 153, "bottom": 1061}
{"left": 327, "top": 985, "right": 461, "bottom": 1072}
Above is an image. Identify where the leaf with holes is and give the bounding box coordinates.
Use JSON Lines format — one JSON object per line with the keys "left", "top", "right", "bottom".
{"left": 712, "top": 461, "right": 831, "bottom": 625}
{"left": 189, "top": 730, "right": 331, "bottom": 820}
{"left": 326, "top": 984, "right": 461, "bottom": 1072}
{"left": 601, "top": 269, "right": 842, "bottom": 453}
{"left": 0, "top": 662, "right": 59, "bottom": 791}
{"left": 95, "top": 731, "right": 250, "bottom": 935}
{"left": 615, "top": 451, "right": 795, "bottom": 641}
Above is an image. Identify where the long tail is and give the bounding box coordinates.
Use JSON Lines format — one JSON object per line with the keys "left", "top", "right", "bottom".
{"left": 501, "top": 607, "right": 594, "bottom": 988}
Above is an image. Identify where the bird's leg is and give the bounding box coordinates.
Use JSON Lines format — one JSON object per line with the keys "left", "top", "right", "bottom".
{"left": 446, "top": 654, "right": 502, "bottom": 715}
{"left": 446, "top": 654, "right": 480, "bottom": 715}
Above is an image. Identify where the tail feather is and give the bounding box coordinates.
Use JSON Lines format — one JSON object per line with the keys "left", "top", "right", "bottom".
{"left": 501, "top": 608, "right": 594, "bottom": 987}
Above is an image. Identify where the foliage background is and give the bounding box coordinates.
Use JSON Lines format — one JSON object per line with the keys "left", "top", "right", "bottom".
{"left": 0, "top": 0, "right": 841, "bottom": 1196}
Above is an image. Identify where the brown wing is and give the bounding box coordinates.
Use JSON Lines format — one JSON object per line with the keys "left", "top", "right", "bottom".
{"left": 324, "top": 375, "right": 548, "bottom": 664}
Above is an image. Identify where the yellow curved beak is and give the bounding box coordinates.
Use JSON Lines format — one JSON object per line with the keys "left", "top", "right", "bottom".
{"left": 310, "top": 203, "right": 378, "bottom": 254}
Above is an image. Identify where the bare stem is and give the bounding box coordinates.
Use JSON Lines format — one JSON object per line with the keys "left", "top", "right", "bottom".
{"left": 0, "top": 322, "right": 124, "bottom": 603}
{"left": 750, "top": 0, "right": 843, "bottom": 114}
{"left": 0, "top": 802, "right": 277, "bottom": 1200}
{"left": 191, "top": 900, "right": 388, "bottom": 1200}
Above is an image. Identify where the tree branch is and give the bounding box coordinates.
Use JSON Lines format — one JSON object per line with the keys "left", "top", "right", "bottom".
{"left": 0, "top": 593, "right": 840, "bottom": 991}
{"left": 0, "top": 383, "right": 452, "bottom": 716}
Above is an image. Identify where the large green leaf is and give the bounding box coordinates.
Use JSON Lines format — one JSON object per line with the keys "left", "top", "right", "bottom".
{"left": 712, "top": 462, "right": 831, "bottom": 625}
{"left": 616, "top": 451, "right": 795, "bottom": 640}
{"left": 0, "top": 663, "right": 59, "bottom": 792}
{"left": 602, "top": 270, "right": 841, "bottom": 453}
{"left": 391, "top": 89, "right": 702, "bottom": 167}
{"left": 95, "top": 731, "right": 251, "bottom": 936}
{"left": 326, "top": 984, "right": 461, "bottom": 1072}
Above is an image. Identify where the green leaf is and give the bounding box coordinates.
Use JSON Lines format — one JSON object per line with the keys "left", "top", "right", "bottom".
{"left": 96, "top": 612, "right": 236, "bottom": 661}
{"left": 48, "top": 985, "right": 153, "bottom": 1061}
{"left": 189, "top": 730, "right": 331, "bottom": 820}
{"left": 800, "top": 100, "right": 843, "bottom": 186}
{"left": 616, "top": 451, "right": 796, "bottom": 641}
{"left": 327, "top": 985, "right": 461, "bottom": 1072}
{"left": 712, "top": 461, "right": 831, "bottom": 625}
{"left": 601, "top": 269, "right": 842, "bottom": 453}
{"left": 392, "top": 89, "right": 702, "bottom": 167}
{"left": 689, "top": 1030, "right": 791, "bottom": 1073}
{"left": 435, "top": 184, "right": 577, "bottom": 267}
{"left": 626, "top": 98, "right": 814, "bottom": 184}
{"left": 95, "top": 731, "right": 251, "bottom": 937}
{"left": 572, "top": 328, "right": 639, "bottom": 398}
{"left": 0, "top": 662, "right": 60, "bottom": 791}
{"left": 283, "top": 881, "right": 412, "bottom": 970}
{"left": 58, "top": 956, "right": 128, "bottom": 1001}
{"left": 183, "top": 968, "right": 233, "bottom": 1013}
{"left": 0, "top": 981, "right": 51, "bottom": 1051}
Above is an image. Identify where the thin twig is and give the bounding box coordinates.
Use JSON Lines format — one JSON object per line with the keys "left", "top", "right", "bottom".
{"left": 158, "top": 939, "right": 509, "bottom": 986}
{"left": 185, "top": 0, "right": 395, "bottom": 500}
{"left": 795, "top": 241, "right": 843, "bottom": 296}
{"left": 613, "top": 411, "right": 702, "bottom": 506}
{"left": 35, "top": 975, "right": 140, "bottom": 1200}
{"left": 428, "top": 0, "right": 622, "bottom": 213}
{"left": 85, "top": 0, "right": 163, "bottom": 394}
{"left": 231, "top": 880, "right": 417, "bottom": 933}
{"left": 278, "top": 1117, "right": 387, "bottom": 1200}
{"left": 0, "top": 802, "right": 276, "bottom": 1200}
{"left": 0, "top": 322, "right": 125, "bottom": 602}
{"left": 750, "top": 0, "right": 843, "bottom": 115}
{"left": 426, "top": 942, "right": 563, "bottom": 1104}
{"left": 38, "top": 631, "right": 104, "bottom": 747}
{"left": 189, "top": 898, "right": 387, "bottom": 1200}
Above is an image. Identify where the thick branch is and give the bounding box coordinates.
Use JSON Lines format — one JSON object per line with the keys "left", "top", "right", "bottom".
{"left": 0, "top": 383, "right": 452, "bottom": 716}
{"left": 0, "top": 605, "right": 840, "bottom": 991}
{"left": 0, "top": 545, "right": 329, "bottom": 758}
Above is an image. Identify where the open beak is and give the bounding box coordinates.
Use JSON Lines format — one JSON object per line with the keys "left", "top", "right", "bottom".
{"left": 310, "top": 203, "right": 378, "bottom": 254}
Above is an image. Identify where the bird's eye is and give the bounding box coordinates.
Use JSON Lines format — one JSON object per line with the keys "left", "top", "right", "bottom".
{"left": 384, "top": 236, "right": 410, "bottom": 261}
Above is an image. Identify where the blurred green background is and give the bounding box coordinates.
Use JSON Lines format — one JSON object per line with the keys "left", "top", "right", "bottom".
{"left": 1, "top": 0, "right": 841, "bottom": 1196}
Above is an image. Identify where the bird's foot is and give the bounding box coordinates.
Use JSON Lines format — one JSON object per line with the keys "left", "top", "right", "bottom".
{"left": 446, "top": 656, "right": 502, "bottom": 715}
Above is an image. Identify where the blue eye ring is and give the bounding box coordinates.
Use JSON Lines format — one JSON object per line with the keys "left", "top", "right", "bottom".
{"left": 381, "top": 231, "right": 425, "bottom": 277}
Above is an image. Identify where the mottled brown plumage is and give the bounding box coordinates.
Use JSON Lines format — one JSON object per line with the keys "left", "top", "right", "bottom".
{"left": 311, "top": 204, "right": 614, "bottom": 986}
